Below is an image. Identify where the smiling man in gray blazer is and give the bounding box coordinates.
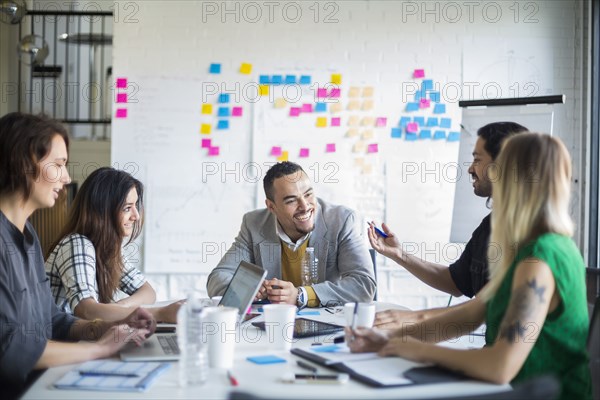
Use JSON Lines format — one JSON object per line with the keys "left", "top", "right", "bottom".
{"left": 207, "top": 162, "right": 376, "bottom": 308}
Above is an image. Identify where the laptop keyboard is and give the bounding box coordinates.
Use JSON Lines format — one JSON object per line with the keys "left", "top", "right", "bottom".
{"left": 158, "top": 335, "right": 180, "bottom": 355}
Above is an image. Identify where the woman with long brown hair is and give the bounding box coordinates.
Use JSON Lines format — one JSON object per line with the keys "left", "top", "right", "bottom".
{"left": 45, "top": 167, "right": 180, "bottom": 323}
{"left": 348, "top": 133, "right": 591, "bottom": 400}
{"left": 0, "top": 113, "right": 153, "bottom": 397}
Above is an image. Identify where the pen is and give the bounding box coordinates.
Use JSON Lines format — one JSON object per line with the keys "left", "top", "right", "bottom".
{"left": 350, "top": 302, "right": 359, "bottom": 342}
{"left": 79, "top": 371, "right": 140, "bottom": 378}
{"left": 227, "top": 370, "right": 239, "bottom": 386}
{"left": 373, "top": 226, "right": 389, "bottom": 238}
{"left": 297, "top": 360, "right": 318, "bottom": 373}
{"left": 333, "top": 335, "right": 345, "bottom": 344}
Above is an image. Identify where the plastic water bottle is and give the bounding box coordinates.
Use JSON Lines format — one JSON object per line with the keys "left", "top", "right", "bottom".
{"left": 177, "top": 296, "right": 209, "bottom": 387}
{"left": 301, "top": 247, "right": 318, "bottom": 286}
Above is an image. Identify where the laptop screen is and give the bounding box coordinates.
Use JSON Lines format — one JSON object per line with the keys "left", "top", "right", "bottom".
{"left": 219, "top": 261, "right": 267, "bottom": 321}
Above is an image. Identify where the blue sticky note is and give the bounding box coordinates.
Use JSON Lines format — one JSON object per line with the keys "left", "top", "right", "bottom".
{"left": 429, "top": 91, "right": 440, "bottom": 103}
{"left": 209, "top": 63, "right": 221, "bottom": 74}
{"left": 297, "top": 310, "right": 320, "bottom": 316}
{"left": 217, "top": 120, "right": 229, "bottom": 130}
{"left": 399, "top": 116, "right": 411, "bottom": 127}
{"left": 434, "top": 104, "right": 446, "bottom": 114}
{"left": 422, "top": 79, "right": 433, "bottom": 90}
{"left": 284, "top": 75, "right": 296, "bottom": 84}
{"left": 218, "top": 94, "right": 230, "bottom": 104}
{"left": 448, "top": 131, "right": 461, "bottom": 142}
{"left": 259, "top": 75, "right": 270, "bottom": 84}
{"left": 313, "top": 345, "right": 342, "bottom": 353}
{"left": 440, "top": 118, "right": 451, "bottom": 128}
{"left": 315, "top": 102, "right": 327, "bottom": 112}
{"left": 405, "top": 132, "right": 418, "bottom": 141}
{"left": 271, "top": 75, "right": 283, "bottom": 85}
{"left": 414, "top": 92, "right": 422, "bottom": 102}
{"left": 299, "top": 75, "right": 311, "bottom": 85}
{"left": 247, "top": 355, "right": 287, "bottom": 365}
{"left": 433, "top": 130, "right": 446, "bottom": 140}
{"left": 218, "top": 107, "right": 230, "bottom": 117}
{"left": 391, "top": 127, "right": 402, "bottom": 138}
{"left": 419, "top": 130, "right": 432, "bottom": 139}
{"left": 426, "top": 117, "right": 439, "bottom": 127}
{"left": 406, "top": 102, "right": 419, "bottom": 112}
{"left": 413, "top": 116, "right": 425, "bottom": 126}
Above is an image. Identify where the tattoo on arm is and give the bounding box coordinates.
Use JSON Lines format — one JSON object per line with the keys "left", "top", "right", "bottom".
{"left": 499, "top": 278, "right": 547, "bottom": 344}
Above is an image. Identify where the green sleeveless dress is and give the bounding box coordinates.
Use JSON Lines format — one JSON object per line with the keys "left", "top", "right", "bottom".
{"left": 485, "top": 233, "right": 592, "bottom": 400}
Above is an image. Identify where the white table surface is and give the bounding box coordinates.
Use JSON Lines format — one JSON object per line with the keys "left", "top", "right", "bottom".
{"left": 23, "top": 303, "right": 506, "bottom": 399}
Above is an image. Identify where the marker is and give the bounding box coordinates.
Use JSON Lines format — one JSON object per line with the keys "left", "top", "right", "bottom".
{"left": 373, "top": 226, "right": 388, "bottom": 238}
{"left": 227, "top": 370, "right": 239, "bottom": 386}
{"left": 297, "top": 360, "right": 318, "bottom": 373}
{"left": 79, "top": 371, "right": 140, "bottom": 378}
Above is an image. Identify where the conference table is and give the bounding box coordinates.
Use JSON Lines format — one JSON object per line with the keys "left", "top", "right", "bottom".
{"left": 23, "top": 303, "right": 507, "bottom": 399}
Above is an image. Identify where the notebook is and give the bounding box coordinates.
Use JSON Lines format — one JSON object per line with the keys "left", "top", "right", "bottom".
{"left": 120, "top": 260, "right": 267, "bottom": 361}
{"left": 54, "top": 360, "right": 170, "bottom": 392}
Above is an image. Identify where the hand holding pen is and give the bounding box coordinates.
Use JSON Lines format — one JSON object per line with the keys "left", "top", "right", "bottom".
{"left": 367, "top": 221, "right": 400, "bottom": 259}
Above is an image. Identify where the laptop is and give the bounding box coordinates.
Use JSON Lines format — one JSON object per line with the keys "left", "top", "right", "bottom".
{"left": 120, "top": 260, "right": 267, "bottom": 361}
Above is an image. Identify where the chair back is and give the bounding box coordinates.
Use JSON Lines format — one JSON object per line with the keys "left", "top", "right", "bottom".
{"left": 369, "top": 248, "right": 377, "bottom": 301}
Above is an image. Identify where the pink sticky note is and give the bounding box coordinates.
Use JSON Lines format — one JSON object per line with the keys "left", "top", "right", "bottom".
{"left": 115, "top": 108, "right": 127, "bottom": 118}
{"left": 326, "top": 143, "right": 336, "bottom": 153}
{"left": 289, "top": 107, "right": 301, "bottom": 117}
{"left": 331, "top": 117, "right": 341, "bottom": 127}
{"left": 413, "top": 69, "right": 425, "bottom": 78}
{"left": 301, "top": 104, "right": 313, "bottom": 113}
{"left": 420, "top": 99, "right": 431, "bottom": 108}
{"left": 367, "top": 143, "right": 379, "bottom": 153}
{"left": 271, "top": 146, "right": 282, "bottom": 156}
{"left": 232, "top": 107, "right": 243, "bottom": 117}
{"left": 329, "top": 88, "right": 341, "bottom": 98}
{"left": 406, "top": 122, "right": 418, "bottom": 133}
{"left": 116, "top": 93, "right": 127, "bottom": 103}
{"left": 299, "top": 148, "right": 310, "bottom": 158}
{"left": 317, "top": 88, "right": 327, "bottom": 98}
{"left": 208, "top": 146, "right": 220, "bottom": 156}
{"left": 201, "top": 138, "right": 211, "bottom": 148}
{"left": 375, "top": 117, "right": 387, "bottom": 127}
{"left": 116, "top": 78, "right": 127, "bottom": 88}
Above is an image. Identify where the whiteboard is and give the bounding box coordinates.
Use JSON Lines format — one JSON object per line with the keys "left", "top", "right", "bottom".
{"left": 450, "top": 104, "right": 555, "bottom": 243}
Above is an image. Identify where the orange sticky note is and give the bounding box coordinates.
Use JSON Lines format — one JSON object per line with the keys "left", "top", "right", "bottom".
{"left": 202, "top": 104, "right": 213, "bottom": 114}
{"left": 347, "top": 100, "right": 360, "bottom": 111}
{"left": 362, "top": 87, "right": 374, "bottom": 97}
{"left": 348, "top": 116, "right": 360, "bottom": 127}
{"left": 240, "top": 63, "right": 252, "bottom": 74}
{"left": 348, "top": 87, "right": 360, "bottom": 98}
{"left": 362, "top": 100, "right": 374, "bottom": 111}
{"left": 331, "top": 74, "right": 342, "bottom": 85}
{"left": 330, "top": 103, "right": 343, "bottom": 113}
{"left": 316, "top": 117, "right": 327, "bottom": 127}
{"left": 277, "top": 150, "right": 289, "bottom": 161}
{"left": 274, "top": 98, "right": 287, "bottom": 108}
{"left": 201, "top": 124, "right": 212, "bottom": 134}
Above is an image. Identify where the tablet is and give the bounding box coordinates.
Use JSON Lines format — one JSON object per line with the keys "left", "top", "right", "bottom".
{"left": 252, "top": 318, "right": 344, "bottom": 338}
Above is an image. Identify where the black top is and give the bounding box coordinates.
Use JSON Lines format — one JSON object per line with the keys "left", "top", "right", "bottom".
{"left": 0, "top": 211, "right": 76, "bottom": 391}
{"left": 448, "top": 214, "right": 491, "bottom": 298}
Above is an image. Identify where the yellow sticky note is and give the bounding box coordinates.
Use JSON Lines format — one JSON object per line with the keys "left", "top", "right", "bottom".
{"left": 316, "top": 117, "right": 327, "bottom": 127}
{"left": 331, "top": 73, "right": 342, "bottom": 85}
{"left": 348, "top": 116, "right": 360, "bottom": 127}
{"left": 274, "top": 98, "right": 287, "bottom": 108}
{"left": 240, "top": 63, "right": 252, "bottom": 74}
{"left": 201, "top": 124, "right": 212, "bottom": 134}
{"left": 362, "top": 86, "right": 374, "bottom": 97}
{"left": 347, "top": 100, "right": 360, "bottom": 111}
{"left": 361, "top": 129, "right": 374, "bottom": 140}
{"left": 362, "top": 164, "right": 373, "bottom": 174}
{"left": 354, "top": 157, "right": 365, "bottom": 167}
{"left": 362, "top": 100, "right": 374, "bottom": 111}
{"left": 259, "top": 85, "right": 269, "bottom": 96}
{"left": 330, "top": 103, "right": 343, "bottom": 113}
{"left": 348, "top": 87, "right": 359, "bottom": 98}
{"left": 201, "top": 104, "right": 213, "bottom": 114}
{"left": 346, "top": 128, "right": 359, "bottom": 138}
{"left": 277, "top": 150, "right": 289, "bottom": 161}
{"left": 361, "top": 117, "right": 374, "bottom": 127}
{"left": 353, "top": 141, "right": 367, "bottom": 153}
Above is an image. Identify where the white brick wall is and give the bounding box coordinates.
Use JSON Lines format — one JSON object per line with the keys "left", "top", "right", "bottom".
{"left": 106, "top": 0, "right": 587, "bottom": 308}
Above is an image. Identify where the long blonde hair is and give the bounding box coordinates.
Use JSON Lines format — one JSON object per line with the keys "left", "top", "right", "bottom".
{"left": 480, "top": 133, "right": 574, "bottom": 301}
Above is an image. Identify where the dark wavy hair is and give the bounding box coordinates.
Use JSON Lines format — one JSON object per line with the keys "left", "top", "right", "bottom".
{"left": 48, "top": 167, "right": 144, "bottom": 303}
{"left": 263, "top": 161, "right": 305, "bottom": 201}
{"left": 477, "top": 122, "right": 529, "bottom": 160}
{"left": 0, "top": 112, "right": 69, "bottom": 201}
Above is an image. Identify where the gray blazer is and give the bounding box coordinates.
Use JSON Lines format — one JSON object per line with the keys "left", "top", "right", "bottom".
{"left": 206, "top": 198, "right": 376, "bottom": 305}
